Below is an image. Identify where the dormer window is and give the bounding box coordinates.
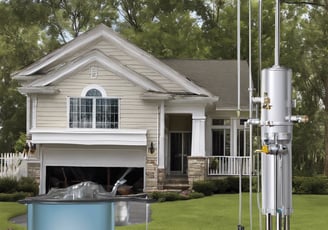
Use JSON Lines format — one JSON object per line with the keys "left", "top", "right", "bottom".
{"left": 69, "top": 86, "right": 119, "bottom": 128}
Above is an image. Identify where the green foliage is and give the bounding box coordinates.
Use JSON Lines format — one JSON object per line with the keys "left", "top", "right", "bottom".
{"left": 193, "top": 177, "right": 258, "bottom": 196}
{"left": 14, "top": 132, "right": 26, "bottom": 153}
{"left": 293, "top": 176, "right": 328, "bottom": 194}
{"left": 0, "top": 177, "right": 39, "bottom": 198}
{"left": 17, "top": 177, "right": 39, "bottom": 196}
{"left": 0, "top": 177, "right": 19, "bottom": 193}
{"left": 149, "top": 190, "right": 203, "bottom": 202}
{"left": 0, "top": 192, "right": 31, "bottom": 202}
{"left": 192, "top": 180, "right": 216, "bottom": 196}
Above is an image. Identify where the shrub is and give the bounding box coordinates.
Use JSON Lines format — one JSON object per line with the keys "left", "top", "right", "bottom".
{"left": 17, "top": 177, "right": 39, "bottom": 196}
{"left": 0, "top": 192, "right": 31, "bottom": 202}
{"left": 192, "top": 180, "right": 216, "bottom": 196}
{"left": 293, "top": 176, "right": 328, "bottom": 194}
{"left": 0, "top": 177, "right": 18, "bottom": 193}
{"left": 188, "top": 192, "right": 204, "bottom": 199}
{"left": 0, "top": 177, "right": 39, "bottom": 196}
{"left": 212, "top": 179, "right": 229, "bottom": 193}
{"left": 149, "top": 191, "right": 185, "bottom": 202}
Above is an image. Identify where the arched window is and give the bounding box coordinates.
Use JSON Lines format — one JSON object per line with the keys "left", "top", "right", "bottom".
{"left": 86, "top": 89, "right": 102, "bottom": 97}
{"left": 69, "top": 87, "right": 119, "bottom": 129}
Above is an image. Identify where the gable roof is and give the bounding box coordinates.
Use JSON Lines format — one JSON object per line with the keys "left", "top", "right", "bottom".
{"left": 13, "top": 24, "right": 212, "bottom": 97}
{"left": 162, "top": 59, "right": 250, "bottom": 109}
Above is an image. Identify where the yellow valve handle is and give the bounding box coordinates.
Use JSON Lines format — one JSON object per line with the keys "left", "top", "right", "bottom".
{"left": 255, "top": 145, "right": 269, "bottom": 154}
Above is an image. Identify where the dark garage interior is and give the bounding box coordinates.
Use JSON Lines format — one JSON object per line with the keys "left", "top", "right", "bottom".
{"left": 46, "top": 166, "right": 144, "bottom": 194}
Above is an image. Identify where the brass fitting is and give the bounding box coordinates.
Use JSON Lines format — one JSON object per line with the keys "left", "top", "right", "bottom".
{"left": 262, "top": 93, "right": 272, "bottom": 110}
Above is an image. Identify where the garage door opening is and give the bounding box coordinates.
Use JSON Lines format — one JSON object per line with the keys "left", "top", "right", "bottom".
{"left": 46, "top": 166, "right": 144, "bottom": 194}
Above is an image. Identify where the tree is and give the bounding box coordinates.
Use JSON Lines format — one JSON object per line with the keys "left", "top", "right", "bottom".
{"left": 280, "top": 1, "right": 328, "bottom": 175}
{"left": 116, "top": 0, "right": 207, "bottom": 58}
{"left": 40, "top": 0, "right": 118, "bottom": 43}
{"left": 0, "top": 2, "right": 45, "bottom": 152}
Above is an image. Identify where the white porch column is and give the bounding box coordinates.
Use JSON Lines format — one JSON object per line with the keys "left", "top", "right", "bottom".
{"left": 191, "top": 115, "right": 206, "bottom": 156}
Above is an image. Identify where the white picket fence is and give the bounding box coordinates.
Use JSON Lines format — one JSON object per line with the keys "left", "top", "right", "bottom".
{"left": 0, "top": 152, "right": 28, "bottom": 179}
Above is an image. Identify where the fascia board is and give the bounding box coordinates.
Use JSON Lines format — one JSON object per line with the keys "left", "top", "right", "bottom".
{"left": 18, "top": 87, "right": 59, "bottom": 95}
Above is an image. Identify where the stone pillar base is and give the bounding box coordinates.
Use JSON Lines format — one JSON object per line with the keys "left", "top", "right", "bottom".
{"left": 157, "top": 168, "right": 166, "bottom": 190}
{"left": 187, "top": 156, "right": 207, "bottom": 188}
{"left": 145, "top": 155, "right": 158, "bottom": 191}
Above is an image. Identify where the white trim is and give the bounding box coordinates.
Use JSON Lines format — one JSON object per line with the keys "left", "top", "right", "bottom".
{"left": 159, "top": 102, "right": 165, "bottom": 168}
{"left": 32, "top": 96, "right": 37, "bottom": 129}
{"left": 13, "top": 24, "right": 212, "bottom": 96}
{"left": 81, "top": 84, "right": 107, "bottom": 97}
{"left": 30, "top": 128, "right": 147, "bottom": 146}
{"left": 18, "top": 86, "right": 59, "bottom": 94}
{"left": 29, "top": 50, "right": 165, "bottom": 92}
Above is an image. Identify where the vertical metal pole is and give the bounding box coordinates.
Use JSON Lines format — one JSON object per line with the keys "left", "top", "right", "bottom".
{"left": 238, "top": 157, "right": 243, "bottom": 226}
{"left": 237, "top": 0, "right": 241, "bottom": 118}
{"left": 248, "top": 0, "right": 253, "bottom": 229}
{"left": 274, "top": 0, "right": 280, "bottom": 66}
{"left": 277, "top": 212, "right": 282, "bottom": 230}
{"left": 266, "top": 213, "right": 272, "bottom": 230}
{"left": 284, "top": 215, "right": 290, "bottom": 230}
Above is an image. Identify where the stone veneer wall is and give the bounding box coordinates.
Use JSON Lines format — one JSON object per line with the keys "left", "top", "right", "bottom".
{"left": 187, "top": 156, "right": 207, "bottom": 187}
{"left": 145, "top": 154, "right": 158, "bottom": 191}
{"left": 157, "top": 168, "right": 165, "bottom": 190}
{"left": 27, "top": 161, "right": 40, "bottom": 186}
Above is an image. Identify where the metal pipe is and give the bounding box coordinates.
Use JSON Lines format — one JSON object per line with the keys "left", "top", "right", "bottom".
{"left": 284, "top": 215, "right": 290, "bottom": 230}
{"left": 248, "top": 0, "right": 253, "bottom": 229}
{"left": 277, "top": 212, "right": 282, "bottom": 230}
{"left": 266, "top": 213, "right": 272, "bottom": 230}
{"left": 274, "top": 0, "right": 280, "bottom": 66}
{"left": 237, "top": 0, "right": 241, "bottom": 118}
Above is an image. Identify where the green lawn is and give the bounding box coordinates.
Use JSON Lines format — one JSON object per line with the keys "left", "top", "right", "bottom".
{"left": 117, "top": 194, "right": 328, "bottom": 230}
{"left": 0, "top": 202, "right": 26, "bottom": 230}
{"left": 2, "top": 194, "right": 328, "bottom": 230}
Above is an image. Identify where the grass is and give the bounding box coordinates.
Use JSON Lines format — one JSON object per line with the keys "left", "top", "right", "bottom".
{"left": 117, "top": 194, "right": 328, "bottom": 230}
{"left": 1, "top": 194, "right": 328, "bottom": 230}
{"left": 0, "top": 202, "right": 26, "bottom": 230}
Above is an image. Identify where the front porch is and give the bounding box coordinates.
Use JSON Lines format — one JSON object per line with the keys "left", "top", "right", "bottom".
{"left": 162, "top": 156, "right": 253, "bottom": 189}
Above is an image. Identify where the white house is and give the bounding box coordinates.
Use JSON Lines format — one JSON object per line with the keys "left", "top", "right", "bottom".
{"left": 12, "top": 24, "right": 250, "bottom": 194}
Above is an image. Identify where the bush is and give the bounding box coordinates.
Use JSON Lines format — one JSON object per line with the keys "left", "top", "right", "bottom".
{"left": 212, "top": 179, "right": 229, "bottom": 193}
{"left": 0, "top": 177, "right": 39, "bottom": 197}
{"left": 0, "top": 177, "right": 18, "bottom": 193}
{"left": 149, "top": 191, "right": 205, "bottom": 202}
{"left": 149, "top": 191, "right": 186, "bottom": 202}
{"left": 293, "top": 176, "right": 328, "bottom": 194}
{"left": 188, "top": 192, "right": 204, "bottom": 199}
{"left": 17, "top": 177, "right": 39, "bottom": 196}
{"left": 192, "top": 180, "right": 216, "bottom": 196}
{"left": 0, "top": 192, "right": 31, "bottom": 202}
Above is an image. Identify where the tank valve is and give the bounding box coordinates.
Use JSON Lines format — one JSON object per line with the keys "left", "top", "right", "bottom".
{"left": 255, "top": 145, "right": 269, "bottom": 154}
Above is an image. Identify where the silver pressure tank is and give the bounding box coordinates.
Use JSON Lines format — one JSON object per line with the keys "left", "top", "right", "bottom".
{"left": 260, "top": 66, "right": 293, "bottom": 216}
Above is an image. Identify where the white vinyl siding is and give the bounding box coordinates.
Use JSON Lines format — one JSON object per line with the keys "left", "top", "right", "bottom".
{"left": 94, "top": 41, "right": 186, "bottom": 92}
{"left": 35, "top": 64, "right": 158, "bottom": 142}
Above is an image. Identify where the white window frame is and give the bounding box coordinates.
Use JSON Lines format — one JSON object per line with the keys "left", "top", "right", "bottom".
{"left": 67, "top": 85, "right": 120, "bottom": 129}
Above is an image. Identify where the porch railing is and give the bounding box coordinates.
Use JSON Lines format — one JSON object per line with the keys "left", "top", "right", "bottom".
{"left": 208, "top": 156, "right": 251, "bottom": 176}
{"left": 0, "top": 152, "right": 28, "bottom": 179}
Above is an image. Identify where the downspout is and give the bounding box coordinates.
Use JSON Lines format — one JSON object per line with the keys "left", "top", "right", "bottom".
{"left": 159, "top": 101, "right": 165, "bottom": 169}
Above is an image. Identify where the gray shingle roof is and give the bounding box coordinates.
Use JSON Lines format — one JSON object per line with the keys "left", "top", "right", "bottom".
{"left": 162, "top": 59, "right": 250, "bottom": 109}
